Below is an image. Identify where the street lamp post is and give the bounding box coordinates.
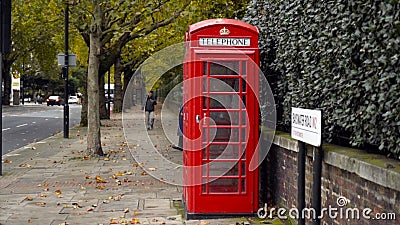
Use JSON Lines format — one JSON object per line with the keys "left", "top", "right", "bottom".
{"left": 63, "top": 3, "right": 69, "bottom": 138}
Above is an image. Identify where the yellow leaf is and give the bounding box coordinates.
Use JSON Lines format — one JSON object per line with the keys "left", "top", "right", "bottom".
{"left": 116, "top": 171, "right": 124, "bottom": 176}
{"left": 130, "top": 218, "right": 140, "bottom": 224}
{"left": 25, "top": 196, "right": 33, "bottom": 201}
{"left": 19, "top": 163, "right": 32, "bottom": 168}
{"left": 54, "top": 190, "right": 62, "bottom": 195}
{"left": 35, "top": 202, "right": 46, "bottom": 206}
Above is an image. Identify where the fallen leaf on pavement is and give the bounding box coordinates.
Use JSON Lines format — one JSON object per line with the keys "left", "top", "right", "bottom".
{"left": 24, "top": 196, "right": 33, "bottom": 201}
{"left": 114, "top": 195, "right": 123, "bottom": 201}
{"left": 95, "top": 175, "right": 108, "bottom": 183}
{"left": 19, "top": 163, "right": 32, "bottom": 168}
{"left": 72, "top": 203, "right": 83, "bottom": 208}
{"left": 3, "top": 159, "right": 12, "bottom": 163}
{"left": 35, "top": 202, "right": 46, "bottom": 206}
{"left": 110, "top": 218, "right": 118, "bottom": 224}
{"left": 54, "top": 190, "right": 62, "bottom": 195}
{"left": 58, "top": 222, "right": 69, "bottom": 225}
{"left": 148, "top": 168, "right": 157, "bottom": 171}
{"left": 130, "top": 218, "right": 140, "bottom": 224}
{"left": 124, "top": 208, "right": 130, "bottom": 213}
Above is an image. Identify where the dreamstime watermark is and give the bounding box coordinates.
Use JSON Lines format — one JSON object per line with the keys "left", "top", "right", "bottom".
{"left": 257, "top": 196, "right": 397, "bottom": 221}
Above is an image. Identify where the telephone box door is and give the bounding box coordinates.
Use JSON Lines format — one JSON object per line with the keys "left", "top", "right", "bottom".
{"left": 188, "top": 53, "right": 259, "bottom": 214}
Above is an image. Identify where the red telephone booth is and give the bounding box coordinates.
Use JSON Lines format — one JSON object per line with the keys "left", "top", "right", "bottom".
{"left": 182, "top": 19, "right": 260, "bottom": 218}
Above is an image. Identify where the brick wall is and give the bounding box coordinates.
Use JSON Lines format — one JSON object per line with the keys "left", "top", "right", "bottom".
{"left": 262, "top": 133, "right": 400, "bottom": 225}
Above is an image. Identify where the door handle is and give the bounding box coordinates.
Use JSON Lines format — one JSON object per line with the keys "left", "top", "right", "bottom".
{"left": 196, "top": 115, "right": 201, "bottom": 123}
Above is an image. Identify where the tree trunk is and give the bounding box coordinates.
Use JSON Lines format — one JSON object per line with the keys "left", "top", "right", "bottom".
{"left": 98, "top": 73, "right": 108, "bottom": 119}
{"left": 80, "top": 82, "right": 88, "bottom": 127}
{"left": 86, "top": 2, "right": 104, "bottom": 156}
{"left": 113, "top": 56, "right": 123, "bottom": 113}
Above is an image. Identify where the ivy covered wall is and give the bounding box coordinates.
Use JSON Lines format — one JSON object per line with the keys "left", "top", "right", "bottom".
{"left": 243, "top": 1, "right": 400, "bottom": 157}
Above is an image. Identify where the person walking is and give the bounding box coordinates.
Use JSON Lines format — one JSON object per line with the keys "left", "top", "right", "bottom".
{"left": 144, "top": 90, "right": 157, "bottom": 130}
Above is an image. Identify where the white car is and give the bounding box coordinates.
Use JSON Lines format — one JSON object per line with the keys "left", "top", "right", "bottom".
{"left": 68, "top": 96, "right": 79, "bottom": 104}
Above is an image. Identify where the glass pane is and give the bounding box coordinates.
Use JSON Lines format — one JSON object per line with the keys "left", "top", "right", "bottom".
{"left": 209, "top": 144, "right": 241, "bottom": 159}
{"left": 208, "top": 161, "right": 239, "bottom": 176}
{"left": 202, "top": 178, "right": 207, "bottom": 193}
{"left": 210, "top": 111, "right": 240, "bottom": 125}
{"left": 242, "top": 78, "right": 247, "bottom": 92}
{"left": 241, "top": 62, "right": 247, "bottom": 75}
{"left": 210, "top": 61, "right": 239, "bottom": 75}
{"left": 241, "top": 95, "right": 246, "bottom": 109}
{"left": 207, "top": 94, "right": 240, "bottom": 109}
{"left": 241, "top": 179, "right": 246, "bottom": 193}
{"left": 209, "top": 78, "right": 240, "bottom": 92}
{"left": 242, "top": 111, "right": 247, "bottom": 125}
{"left": 241, "top": 128, "right": 247, "bottom": 142}
{"left": 208, "top": 127, "right": 240, "bottom": 142}
{"left": 209, "top": 178, "right": 238, "bottom": 193}
{"left": 202, "top": 128, "right": 207, "bottom": 142}
{"left": 203, "top": 62, "right": 208, "bottom": 76}
{"left": 202, "top": 77, "right": 208, "bottom": 92}
{"left": 241, "top": 161, "right": 246, "bottom": 176}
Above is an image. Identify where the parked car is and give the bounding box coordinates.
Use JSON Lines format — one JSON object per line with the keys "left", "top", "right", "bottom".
{"left": 46, "top": 96, "right": 64, "bottom": 106}
{"left": 68, "top": 96, "right": 79, "bottom": 104}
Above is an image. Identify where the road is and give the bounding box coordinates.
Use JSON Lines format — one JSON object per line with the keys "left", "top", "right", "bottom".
{"left": 1, "top": 104, "right": 81, "bottom": 155}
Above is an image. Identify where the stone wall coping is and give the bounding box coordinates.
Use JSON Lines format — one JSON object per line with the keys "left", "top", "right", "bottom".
{"left": 271, "top": 131, "right": 400, "bottom": 192}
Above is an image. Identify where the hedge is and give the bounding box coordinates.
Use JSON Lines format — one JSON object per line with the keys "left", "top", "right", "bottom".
{"left": 243, "top": 0, "right": 400, "bottom": 158}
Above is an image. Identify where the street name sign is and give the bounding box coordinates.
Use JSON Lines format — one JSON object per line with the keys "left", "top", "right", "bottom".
{"left": 291, "top": 107, "right": 322, "bottom": 147}
{"left": 57, "top": 54, "right": 76, "bottom": 66}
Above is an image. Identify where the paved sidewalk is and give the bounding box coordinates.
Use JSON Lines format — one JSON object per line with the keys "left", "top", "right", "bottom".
{"left": 0, "top": 105, "right": 254, "bottom": 225}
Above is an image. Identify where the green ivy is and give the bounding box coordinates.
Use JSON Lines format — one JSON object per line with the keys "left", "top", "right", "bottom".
{"left": 244, "top": 0, "right": 400, "bottom": 158}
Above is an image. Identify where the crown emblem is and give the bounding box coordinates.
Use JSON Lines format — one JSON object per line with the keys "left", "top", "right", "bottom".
{"left": 219, "top": 27, "right": 230, "bottom": 36}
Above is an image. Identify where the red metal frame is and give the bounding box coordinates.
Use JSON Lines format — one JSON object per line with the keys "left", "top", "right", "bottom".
{"left": 183, "top": 19, "right": 259, "bottom": 217}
